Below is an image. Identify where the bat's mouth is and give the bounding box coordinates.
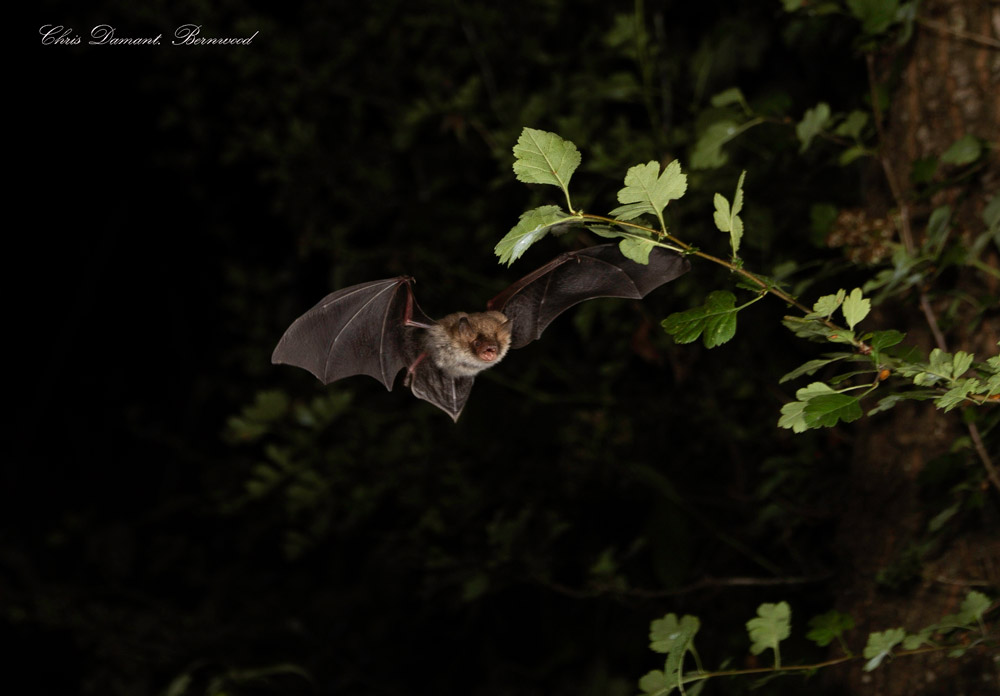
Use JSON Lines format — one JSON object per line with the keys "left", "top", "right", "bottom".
{"left": 479, "top": 347, "right": 498, "bottom": 361}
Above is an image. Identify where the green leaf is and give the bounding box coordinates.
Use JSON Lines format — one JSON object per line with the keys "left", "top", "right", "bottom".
{"left": 812, "top": 290, "right": 846, "bottom": 318}
{"left": 803, "top": 392, "right": 863, "bottom": 428}
{"left": 691, "top": 120, "right": 739, "bottom": 169}
{"left": 512, "top": 127, "right": 581, "bottom": 193}
{"left": 661, "top": 290, "right": 738, "bottom": 348}
{"left": 650, "top": 613, "right": 700, "bottom": 654}
{"left": 842, "top": 287, "right": 870, "bottom": 330}
{"left": 838, "top": 145, "right": 869, "bottom": 166}
{"left": 806, "top": 610, "right": 855, "bottom": 648}
{"left": 647, "top": 614, "right": 700, "bottom": 694}
{"left": 610, "top": 159, "right": 687, "bottom": 226}
{"left": 782, "top": 316, "right": 855, "bottom": 344}
{"left": 713, "top": 171, "right": 746, "bottom": 257}
{"left": 863, "top": 628, "right": 905, "bottom": 671}
{"left": 710, "top": 87, "right": 748, "bottom": 110}
{"left": 869, "top": 330, "right": 905, "bottom": 351}
{"left": 951, "top": 351, "right": 973, "bottom": 378}
{"left": 796, "top": 102, "right": 831, "bottom": 152}
{"left": 959, "top": 590, "right": 991, "bottom": 623}
{"left": 834, "top": 110, "right": 869, "bottom": 139}
{"left": 494, "top": 205, "right": 570, "bottom": 265}
{"left": 779, "top": 354, "right": 851, "bottom": 383}
{"left": 902, "top": 627, "right": 934, "bottom": 650}
{"left": 935, "top": 379, "right": 977, "bottom": 412}
{"left": 940, "top": 134, "right": 981, "bottom": 165}
{"left": 867, "top": 390, "right": 938, "bottom": 416}
{"left": 638, "top": 669, "right": 671, "bottom": 695}
{"left": 847, "top": 0, "right": 900, "bottom": 34}
{"left": 619, "top": 237, "right": 656, "bottom": 264}
{"left": 746, "top": 602, "right": 791, "bottom": 664}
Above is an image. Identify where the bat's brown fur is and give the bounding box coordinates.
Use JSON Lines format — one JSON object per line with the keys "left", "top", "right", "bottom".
{"left": 424, "top": 311, "right": 512, "bottom": 378}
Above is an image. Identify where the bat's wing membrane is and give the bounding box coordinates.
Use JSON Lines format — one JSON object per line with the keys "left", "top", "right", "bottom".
{"left": 489, "top": 244, "right": 690, "bottom": 349}
{"left": 407, "top": 369, "right": 474, "bottom": 423}
{"left": 272, "top": 277, "right": 432, "bottom": 389}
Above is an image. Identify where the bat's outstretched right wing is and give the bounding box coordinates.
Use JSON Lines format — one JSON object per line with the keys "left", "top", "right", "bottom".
{"left": 488, "top": 244, "right": 690, "bottom": 349}
{"left": 272, "top": 277, "right": 433, "bottom": 390}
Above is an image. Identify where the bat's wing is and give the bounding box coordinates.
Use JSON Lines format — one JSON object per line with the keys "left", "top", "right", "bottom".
{"left": 407, "top": 367, "right": 473, "bottom": 423}
{"left": 488, "top": 244, "right": 690, "bottom": 349}
{"left": 272, "top": 277, "right": 434, "bottom": 389}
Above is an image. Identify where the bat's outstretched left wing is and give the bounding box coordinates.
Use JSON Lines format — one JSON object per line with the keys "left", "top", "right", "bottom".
{"left": 488, "top": 244, "right": 690, "bottom": 349}
{"left": 272, "top": 277, "right": 433, "bottom": 389}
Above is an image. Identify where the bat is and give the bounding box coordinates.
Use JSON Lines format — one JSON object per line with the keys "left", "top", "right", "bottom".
{"left": 272, "top": 244, "right": 690, "bottom": 421}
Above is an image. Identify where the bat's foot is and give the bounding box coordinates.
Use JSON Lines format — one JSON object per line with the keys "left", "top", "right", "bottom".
{"left": 404, "top": 351, "right": 429, "bottom": 387}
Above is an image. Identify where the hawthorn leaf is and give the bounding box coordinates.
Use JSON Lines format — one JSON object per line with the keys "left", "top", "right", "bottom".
{"left": 611, "top": 160, "right": 687, "bottom": 224}
{"left": 806, "top": 610, "right": 855, "bottom": 648}
{"left": 863, "top": 628, "right": 905, "bottom": 671}
{"left": 841, "top": 288, "right": 870, "bottom": 330}
{"left": 803, "top": 392, "right": 863, "bottom": 428}
{"left": 779, "top": 354, "right": 851, "bottom": 383}
{"left": 869, "top": 330, "right": 905, "bottom": 351}
{"left": 959, "top": 590, "right": 991, "bottom": 624}
{"left": 747, "top": 602, "right": 791, "bottom": 659}
{"left": 512, "top": 128, "right": 581, "bottom": 192}
{"left": 494, "top": 205, "right": 572, "bottom": 265}
{"left": 812, "top": 290, "right": 846, "bottom": 318}
{"left": 796, "top": 103, "right": 830, "bottom": 152}
{"left": 691, "top": 120, "right": 739, "bottom": 169}
{"left": 619, "top": 237, "right": 656, "bottom": 264}
{"left": 713, "top": 171, "right": 746, "bottom": 257}
{"left": 662, "top": 291, "right": 738, "bottom": 348}
{"left": 638, "top": 669, "right": 670, "bottom": 695}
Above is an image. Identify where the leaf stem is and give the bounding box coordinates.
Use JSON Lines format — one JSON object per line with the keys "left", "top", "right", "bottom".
{"left": 576, "top": 212, "right": 867, "bottom": 348}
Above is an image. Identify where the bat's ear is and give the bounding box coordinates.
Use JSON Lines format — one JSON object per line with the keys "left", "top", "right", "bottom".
{"left": 455, "top": 316, "right": 475, "bottom": 340}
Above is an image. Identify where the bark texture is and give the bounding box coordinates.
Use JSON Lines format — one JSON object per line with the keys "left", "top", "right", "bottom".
{"left": 829, "top": 1, "right": 999, "bottom": 694}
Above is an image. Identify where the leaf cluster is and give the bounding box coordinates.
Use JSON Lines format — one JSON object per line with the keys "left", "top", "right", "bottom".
{"left": 638, "top": 592, "right": 995, "bottom": 694}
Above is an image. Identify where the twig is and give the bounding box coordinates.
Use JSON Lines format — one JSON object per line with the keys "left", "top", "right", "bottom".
{"left": 917, "top": 17, "right": 1000, "bottom": 50}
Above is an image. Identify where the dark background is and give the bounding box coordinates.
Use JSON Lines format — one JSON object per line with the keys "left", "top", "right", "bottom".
{"left": 12, "top": 2, "right": 997, "bottom": 695}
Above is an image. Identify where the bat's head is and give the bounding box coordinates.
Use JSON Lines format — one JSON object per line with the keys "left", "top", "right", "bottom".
{"left": 427, "top": 310, "right": 512, "bottom": 378}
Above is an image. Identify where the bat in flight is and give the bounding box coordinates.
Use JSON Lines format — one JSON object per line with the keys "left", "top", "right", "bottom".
{"left": 272, "top": 244, "right": 690, "bottom": 421}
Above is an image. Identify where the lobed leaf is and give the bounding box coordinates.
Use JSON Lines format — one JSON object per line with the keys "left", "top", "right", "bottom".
{"left": 618, "top": 237, "right": 657, "bottom": 264}
{"left": 746, "top": 602, "right": 791, "bottom": 660}
{"left": 812, "top": 290, "right": 845, "bottom": 318}
{"left": 713, "top": 171, "right": 746, "bottom": 257}
{"left": 842, "top": 287, "right": 870, "bottom": 330}
{"left": 862, "top": 627, "right": 905, "bottom": 671}
{"left": 803, "top": 392, "right": 863, "bottom": 428}
{"left": 610, "top": 159, "right": 687, "bottom": 224}
{"left": 959, "top": 590, "right": 991, "bottom": 623}
{"left": 662, "top": 291, "right": 738, "bottom": 348}
{"left": 512, "top": 128, "right": 581, "bottom": 192}
{"left": 806, "top": 610, "right": 855, "bottom": 648}
{"left": 494, "top": 205, "right": 570, "bottom": 265}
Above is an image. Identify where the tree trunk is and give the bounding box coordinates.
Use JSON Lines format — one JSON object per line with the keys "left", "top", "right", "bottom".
{"left": 830, "top": 1, "right": 999, "bottom": 694}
